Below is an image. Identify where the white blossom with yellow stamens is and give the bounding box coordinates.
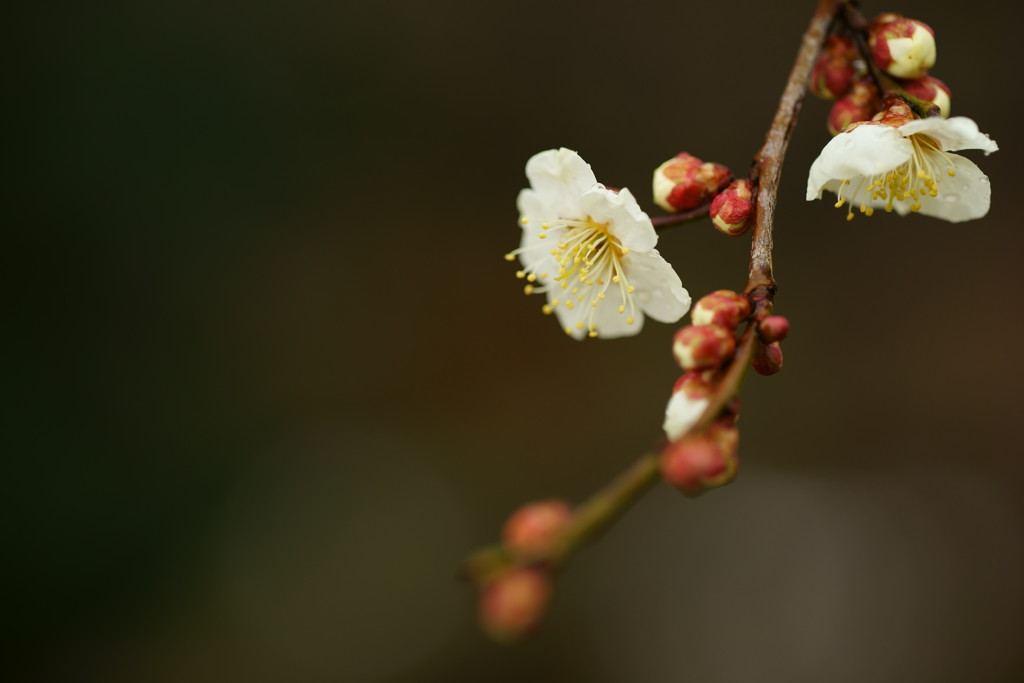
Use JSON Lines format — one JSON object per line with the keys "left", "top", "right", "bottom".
{"left": 507, "top": 148, "right": 691, "bottom": 339}
{"left": 806, "top": 116, "right": 998, "bottom": 223}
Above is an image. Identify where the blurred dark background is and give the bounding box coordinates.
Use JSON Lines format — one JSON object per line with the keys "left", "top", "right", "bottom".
{"left": 9, "top": 1, "right": 1024, "bottom": 681}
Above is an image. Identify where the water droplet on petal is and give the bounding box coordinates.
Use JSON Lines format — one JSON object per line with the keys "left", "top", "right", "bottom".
{"left": 944, "top": 193, "right": 960, "bottom": 203}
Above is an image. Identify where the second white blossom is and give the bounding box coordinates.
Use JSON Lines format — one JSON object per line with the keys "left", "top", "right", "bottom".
{"left": 806, "top": 105, "right": 998, "bottom": 223}
{"left": 509, "top": 148, "right": 691, "bottom": 339}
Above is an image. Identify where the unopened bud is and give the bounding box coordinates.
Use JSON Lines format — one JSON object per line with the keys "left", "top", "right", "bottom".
{"left": 672, "top": 324, "right": 736, "bottom": 371}
{"left": 752, "top": 341, "right": 783, "bottom": 376}
{"left": 663, "top": 372, "right": 713, "bottom": 441}
{"left": 899, "top": 74, "right": 951, "bottom": 118}
{"left": 869, "top": 16, "right": 936, "bottom": 79}
{"left": 660, "top": 426, "right": 739, "bottom": 497}
{"left": 653, "top": 153, "right": 733, "bottom": 212}
{"left": 710, "top": 180, "right": 754, "bottom": 236}
{"left": 809, "top": 34, "right": 857, "bottom": 99}
{"left": 691, "top": 290, "right": 751, "bottom": 328}
{"left": 479, "top": 568, "right": 551, "bottom": 643}
{"left": 829, "top": 80, "right": 880, "bottom": 135}
{"left": 502, "top": 500, "right": 572, "bottom": 557}
{"left": 758, "top": 315, "right": 790, "bottom": 343}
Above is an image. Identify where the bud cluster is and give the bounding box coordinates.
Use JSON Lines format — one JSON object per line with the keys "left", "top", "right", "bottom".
{"left": 811, "top": 11, "right": 953, "bottom": 136}
{"left": 662, "top": 290, "right": 752, "bottom": 496}
{"left": 477, "top": 499, "right": 574, "bottom": 642}
{"left": 651, "top": 154, "right": 755, "bottom": 238}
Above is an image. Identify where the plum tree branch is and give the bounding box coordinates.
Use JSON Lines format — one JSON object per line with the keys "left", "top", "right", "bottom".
{"left": 462, "top": 0, "right": 843, "bottom": 588}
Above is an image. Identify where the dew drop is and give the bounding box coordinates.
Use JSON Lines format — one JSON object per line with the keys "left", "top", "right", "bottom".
{"left": 944, "top": 193, "right": 960, "bottom": 203}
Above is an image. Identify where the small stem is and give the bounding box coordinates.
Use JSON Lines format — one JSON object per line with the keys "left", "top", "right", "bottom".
{"left": 552, "top": 452, "right": 661, "bottom": 564}
{"left": 460, "top": 454, "right": 661, "bottom": 583}
{"left": 651, "top": 203, "right": 713, "bottom": 230}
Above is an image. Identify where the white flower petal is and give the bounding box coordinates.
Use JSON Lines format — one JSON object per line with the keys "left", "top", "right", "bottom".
{"left": 588, "top": 288, "right": 644, "bottom": 339}
{"left": 515, "top": 190, "right": 564, "bottom": 273}
{"left": 623, "top": 250, "right": 691, "bottom": 323}
{"left": 523, "top": 148, "right": 598, "bottom": 217}
{"left": 859, "top": 153, "right": 991, "bottom": 222}
{"left": 912, "top": 153, "right": 991, "bottom": 222}
{"left": 663, "top": 391, "right": 709, "bottom": 441}
{"left": 549, "top": 289, "right": 642, "bottom": 340}
{"left": 806, "top": 124, "right": 914, "bottom": 200}
{"left": 550, "top": 301, "right": 589, "bottom": 340}
{"left": 898, "top": 117, "right": 999, "bottom": 155}
{"left": 579, "top": 186, "right": 658, "bottom": 253}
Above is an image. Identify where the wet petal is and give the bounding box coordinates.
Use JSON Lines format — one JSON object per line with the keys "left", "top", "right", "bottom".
{"left": 899, "top": 117, "right": 998, "bottom": 155}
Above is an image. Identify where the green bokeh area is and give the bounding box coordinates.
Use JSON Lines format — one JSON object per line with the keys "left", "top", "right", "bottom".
{"left": 9, "top": 1, "right": 1024, "bottom": 681}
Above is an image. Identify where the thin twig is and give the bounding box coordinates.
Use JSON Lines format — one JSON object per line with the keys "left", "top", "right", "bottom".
{"left": 651, "top": 203, "right": 713, "bottom": 230}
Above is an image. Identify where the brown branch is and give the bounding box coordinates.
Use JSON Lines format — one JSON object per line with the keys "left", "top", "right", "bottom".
{"left": 748, "top": 0, "right": 841, "bottom": 292}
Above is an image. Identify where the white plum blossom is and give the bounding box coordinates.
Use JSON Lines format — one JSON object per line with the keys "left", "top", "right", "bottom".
{"left": 507, "top": 148, "right": 691, "bottom": 339}
{"left": 806, "top": 115, "right": 998, "bottom": 223}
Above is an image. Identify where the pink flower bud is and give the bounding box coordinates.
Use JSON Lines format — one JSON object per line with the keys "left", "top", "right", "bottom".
{"left": 660, "top": 425, "right": 739, "bottom": 497}
{"left": 752, "top": 341, "right": 783, "bottom": 376}
{"left": 502, "top": 499, "right": 572, "bottom": 556}
{"left": 710, "top": 179, "right": 754, "bottom": 236}
{"left": 758, "top": 315, "right": 790, "bottom": 343}
{"left": 653, "top": 153, "right": 733, "bottom": 212}
{"left": 809, "top": 34, "right": 857, "bottom": 99}
{"left": 672, "top": 324, "right": 736, "bottom": 371}
{"left": 899, "top": 74, "right": 951, "bottom": 118}
{"left": 691, "top": 290, "right": 752, "bottom": 329}
{"left": 479, "top": 568, "right": 551, "bottom": 642}
{"left": 869, "top": 16, "right": 936, "bottom": 79}
{"left": 828, "top": 80, "right": 880, "bottom": 135}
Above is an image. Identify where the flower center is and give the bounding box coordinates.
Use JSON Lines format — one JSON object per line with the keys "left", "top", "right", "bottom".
{"left": 506, "top": 216, "right": 638, "bottom": 338}
{"left": 833, "top": 133, "right": 957, "bottom": 220}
